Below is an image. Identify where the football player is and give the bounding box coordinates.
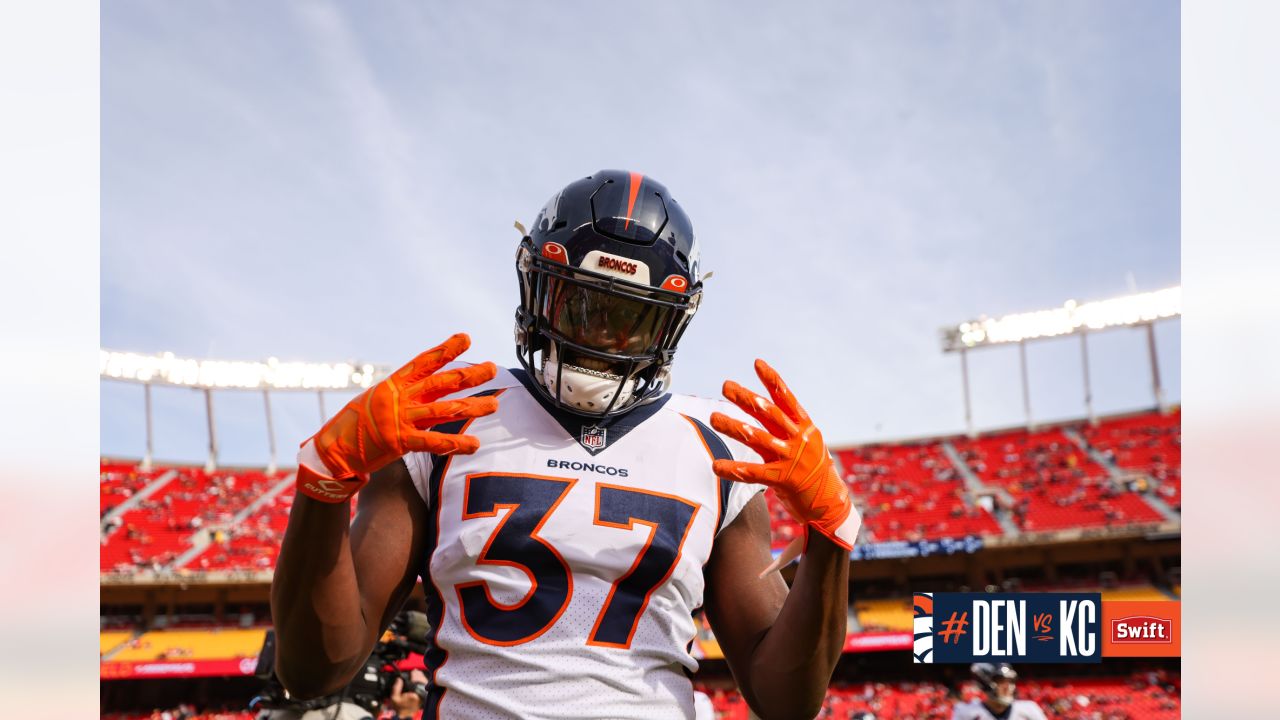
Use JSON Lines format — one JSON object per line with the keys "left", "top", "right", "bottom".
{"left": 951, "top": 663, "right": 1047, "bottom": 720}
{"left": 271, "top": 170, "right": 861, "bottom": 719}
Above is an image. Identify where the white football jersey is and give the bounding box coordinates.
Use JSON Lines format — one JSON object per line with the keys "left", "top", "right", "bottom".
{"left": 951, "top": 699, "right": 1048, "bottom": 720}
{"left": 404, "top": 367, "right": 764, "bottom": 720}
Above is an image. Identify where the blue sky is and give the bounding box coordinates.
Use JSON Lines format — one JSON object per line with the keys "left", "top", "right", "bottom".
{"left": 101, "top": 1, "right": 1180, "bottom": 466}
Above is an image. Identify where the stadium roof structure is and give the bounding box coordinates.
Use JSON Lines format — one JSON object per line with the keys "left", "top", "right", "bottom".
{"left": 100, "top": 350, "right": 393, "bottom": 472}
{"left": 940, "top": 286, "right": 1181, "bottom": 436}
{"left": 99, "top": 350, "right": 390, "bottom": 391}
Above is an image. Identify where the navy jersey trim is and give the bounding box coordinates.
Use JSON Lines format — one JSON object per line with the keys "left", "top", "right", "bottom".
{"left": 421, "top": 388, "right": 504, "bottom": 720}
{"left": 681, "top": 414, "right": 734, "bottom": 534}
{"left": 510, "top": 367, "right": 672, "bottom": 456}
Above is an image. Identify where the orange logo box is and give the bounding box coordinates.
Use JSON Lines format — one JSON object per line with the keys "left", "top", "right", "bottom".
{"left": 1101, "top": 600, "right": 1180, "bottom": 657}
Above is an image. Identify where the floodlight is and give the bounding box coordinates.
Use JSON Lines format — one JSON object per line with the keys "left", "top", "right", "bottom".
{"left": 941, "top": 286, "right": 1180, "bottom": 352}
{"left": 99, "top": 350, "right": 389, "bottom": 391}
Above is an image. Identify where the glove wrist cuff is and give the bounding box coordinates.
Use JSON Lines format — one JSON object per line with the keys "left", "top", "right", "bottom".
{"left": 296, "top": 439, "right": 366, "bottom": 503}
{"left": 807, "top": 508, "right": 860, "bottom": 551}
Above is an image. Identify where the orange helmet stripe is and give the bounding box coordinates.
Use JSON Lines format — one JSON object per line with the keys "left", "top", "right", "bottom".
{"left": 622, "top": 171, "right": 643, "bottom": 229}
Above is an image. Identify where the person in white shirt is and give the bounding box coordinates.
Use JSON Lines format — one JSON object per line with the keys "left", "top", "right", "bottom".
{"left": 951, "top": 663, "right": 1047, "bottom": 720}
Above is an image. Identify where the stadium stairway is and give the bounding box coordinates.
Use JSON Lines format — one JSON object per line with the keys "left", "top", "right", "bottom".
{"left": 1142, "top": 493, "right": 1181, "bottom": 522}
{"left": 100, "top": 469, "right": 178, "bottom": 536}
{"left": 169, "top": 472, "right": 297, "bottom": 571}
{"left": 1062, "top": 427, "right": 1131, "bottom": 483}
{"left": 939, "top": 441, "right": 1021, "bottom": 536}
{"left": 1062, "top": 428, "right": 1181, "bottom": 524}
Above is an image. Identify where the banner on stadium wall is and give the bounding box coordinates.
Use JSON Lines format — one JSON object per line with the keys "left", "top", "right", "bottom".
{"left": 843, "top": 631, "right": 912, "bottom": 653}
{"left": 101, "top": 653, "right": 433, "bottom": 680}
{"left": 101, "top": 657, "right": 260, "bottom": 679}
{"left": 912, "top": 592, "right": 1181, "bottom": 664}
{"left": 849, "top": 535, "right": 984, "bottom": 561}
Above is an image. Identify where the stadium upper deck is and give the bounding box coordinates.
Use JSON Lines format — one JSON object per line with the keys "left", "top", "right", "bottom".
{"left": 101, "top": 408, "right": 1179, "bottom": 575}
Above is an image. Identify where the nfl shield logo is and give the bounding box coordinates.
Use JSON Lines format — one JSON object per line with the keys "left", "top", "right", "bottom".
{"left": 580, "top": 425, "right": 607, "bottom": 450}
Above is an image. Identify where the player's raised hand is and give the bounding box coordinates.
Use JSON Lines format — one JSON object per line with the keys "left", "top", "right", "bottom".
{"left": 296, "top": 333, "right": 499, "bottom": 503}
{"left": 710, "top": 359, "right": 861, "bottom": 567}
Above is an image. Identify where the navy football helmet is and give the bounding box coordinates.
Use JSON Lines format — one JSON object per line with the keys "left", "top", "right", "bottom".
{"left": 971, "top": 663, "right": 1018, "bottom": 705}
{"left": 515, "top": 170, "right": 702, "bottom": 418}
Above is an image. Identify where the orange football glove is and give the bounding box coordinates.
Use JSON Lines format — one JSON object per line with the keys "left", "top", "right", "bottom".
{"left": 296, "top": 333, "right": 499, "bottom": 503}
{"left": 710, "top": 359, "right": 861, "bottom": 571}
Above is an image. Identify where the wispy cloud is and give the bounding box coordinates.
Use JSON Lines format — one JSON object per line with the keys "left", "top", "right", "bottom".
{"left": 102, "top": 1, "right": 1179, "bottom": 461}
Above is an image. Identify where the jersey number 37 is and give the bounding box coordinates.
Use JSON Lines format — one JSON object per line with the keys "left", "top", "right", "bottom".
{"left": 452, "top": 473, "right": 698, "bottom": 649}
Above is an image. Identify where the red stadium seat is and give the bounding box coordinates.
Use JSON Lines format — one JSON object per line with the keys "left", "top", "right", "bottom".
{"left": 952, "top": 427, "right": 1165, "bottom": 533}
{"left": 100, "top": 465, "right": 286, "bottom": 573}
{"left": 100, "top": 410, "right": 1179, "bottom": 573}
{"left": 838, "top": 442, "right": 1002, "bottom": 543}
{"left": 1081, "top": 409, "right": 1181, "bottom": 511}
{"left": 697, "top": 673, "right": 1180, "bottom": 719}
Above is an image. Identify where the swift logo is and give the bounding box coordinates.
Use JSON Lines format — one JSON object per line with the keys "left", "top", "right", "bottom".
{"left": 1111, "top": 616, "right": 1172, "bottom": 644}
{"left": 1100, "top": 601, "right": 1179, "bottom": 657}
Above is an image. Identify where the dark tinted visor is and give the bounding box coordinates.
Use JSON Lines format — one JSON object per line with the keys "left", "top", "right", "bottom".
{"left": 541, "top": 278, "right": 674, "bottom": 355}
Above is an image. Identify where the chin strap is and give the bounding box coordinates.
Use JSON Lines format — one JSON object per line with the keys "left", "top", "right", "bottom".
{"left": 541, "top": 346, "right": 639, "bottom": 414}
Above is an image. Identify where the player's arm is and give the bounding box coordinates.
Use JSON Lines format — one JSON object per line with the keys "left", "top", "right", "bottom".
{"left": 271, "top": 458, "right": 426, "bottom": 698}
{"left": 704, "top": 359, "right": 861, "bottom": 720}
{"left": 704, "top": 493, "right": 848, "bottom": 720}
{"left": 270, "top": 334, "right": 498, "bottom": 698}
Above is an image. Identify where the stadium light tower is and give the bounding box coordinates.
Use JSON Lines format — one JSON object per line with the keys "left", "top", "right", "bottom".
{"left": 940, "top": 286, "right": 1180, "bottom": 436}
{"left": 100, "top": 350, "right": 391, "bottom": 470}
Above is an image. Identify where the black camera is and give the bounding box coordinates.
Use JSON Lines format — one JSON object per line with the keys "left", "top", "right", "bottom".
{"left": 346, "top": 611, "right": 432, "bottom": 712}
{"left": 250, "top": 610, "right": 432, "bottom": 716}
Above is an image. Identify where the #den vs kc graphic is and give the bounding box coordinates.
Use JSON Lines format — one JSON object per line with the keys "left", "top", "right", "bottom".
{"left": 913, "top": 592, "right": 1179, "bottom": 664}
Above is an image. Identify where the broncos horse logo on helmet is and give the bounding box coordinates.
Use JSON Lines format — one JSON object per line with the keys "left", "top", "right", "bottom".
{"left": 515, "top": 170, "right": 703, "bottom": 417}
